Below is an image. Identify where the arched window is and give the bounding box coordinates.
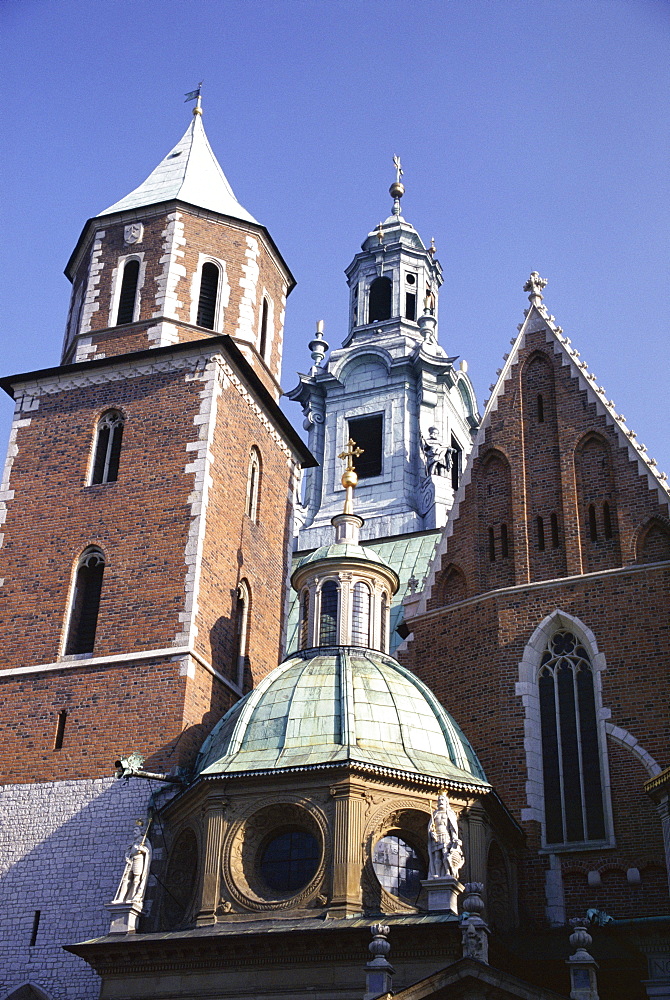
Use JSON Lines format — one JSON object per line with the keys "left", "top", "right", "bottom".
{"left": 319, "top": 581, "right": 338, "bottom": 645}
{"left": 537, "top": 516, "right": 545, "bottom": 551}
{"left": 235, "top": 581, "right": 250, "bottom": 687}
{"left": 538, "top": 630, "right": 606, "bottom": 844}
{"left": 368, "top": 276, "right": 392, "bottom": 322}
{"left": 196, "top": 262, "right": 220, "bottom": 329}
{"left": 258, "top": 297, "right": 269, "bottom": 359}
{"left": 380, "top": 592, "right": 388, "bottom": 652}
{"left": 299, "top": 588, "right": 310, "bottom": 650}
{"left": 551, "top": 512, "right": 560, "bottom": 548}
{"left": 91, "top": 410, "right": 124, "bottom": 484}
{"left": 602, "top": 502, "right": 613, "bottom": 540}
{"left": 245, "top": 448, "right": 262, "bottom": 522}
{"left": 116, "top": 259, "right": 140, "bottom": 325}
{"left": 588, "top": 504, "right": 598, "bottom": 542}
{"left": 65, "top": 548, "right": 105, "bottom": 655}
{"left": 500, "top": 523, "right": 509, "bottom": 559}
{"left": 351, "top": 581, "right": 371, "bottom": 647}
{"left": 488, "top": 526, "right": 496, "bottom": 562}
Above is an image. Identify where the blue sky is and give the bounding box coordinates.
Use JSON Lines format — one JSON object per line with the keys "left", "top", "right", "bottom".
{"left": 2, "top": 0, "right": 669, "bottom": 474}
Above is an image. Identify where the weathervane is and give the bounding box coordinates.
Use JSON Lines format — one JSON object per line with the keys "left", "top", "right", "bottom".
{"left": 184, "top": 81, "right": 204, "bottom": 116}
{"left": 338, "top": 438, "right": 363, "bottom": 515}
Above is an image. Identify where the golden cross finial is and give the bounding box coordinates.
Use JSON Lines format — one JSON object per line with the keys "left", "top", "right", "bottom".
{"left": 338, "top": 438, "right": 363, "bottom": 473}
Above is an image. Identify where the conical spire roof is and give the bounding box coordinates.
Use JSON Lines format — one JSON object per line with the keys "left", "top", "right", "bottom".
{"left": 98, "top": 113, "right": 257, "bottom": 223}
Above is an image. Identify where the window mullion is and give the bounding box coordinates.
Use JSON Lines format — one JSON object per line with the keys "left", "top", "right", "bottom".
{"left": 552, "top": 663, "right": 568, "bottom": 845}
{"left": 571, "top": 663, "right": 589, "bottom": 841}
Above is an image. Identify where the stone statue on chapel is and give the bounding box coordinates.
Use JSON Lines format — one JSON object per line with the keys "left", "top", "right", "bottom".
{"left": 427, "top": 793, "right": 465, "bottom": 880}
{"left": 421, "top": 427, "right": 455, "bottom": 478}
{"left": 113, "top": 824, "right": 152, "bottom": 905}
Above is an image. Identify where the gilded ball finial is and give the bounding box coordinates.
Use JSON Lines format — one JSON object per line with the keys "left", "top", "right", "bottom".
{"left": 341, "top": 467, "right": 358, "bottom": 490}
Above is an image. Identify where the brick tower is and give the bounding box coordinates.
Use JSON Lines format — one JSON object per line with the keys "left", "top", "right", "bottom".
{"left": 0, "top": 98, "right": 312, "bottom": 1000}
{"left": 403, "top": 273, "right": 670, "bottom": 997}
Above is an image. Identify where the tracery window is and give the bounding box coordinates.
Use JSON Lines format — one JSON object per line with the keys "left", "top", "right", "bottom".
{"left": 91, "top": 410, "right": 124, "bottom": 484}
{"left": 538, "top": 630, "right": 606, "bottom": 844}
{"left": 319, "top": 580, "right": 338, "bottom": 645}
{"left": 351, "top": 581, "right": 371, "bottom": 647}
{"left": 64, "top": 547, "right": 106, "bottom": 655}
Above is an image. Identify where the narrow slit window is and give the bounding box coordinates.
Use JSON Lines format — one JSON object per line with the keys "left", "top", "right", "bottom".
{"left": 319, "top": 581, "right": 338, "bottom": 646}
{"left": 537, "top": 393, "right": 545, "bottom": 423}
{"left": 347, "top": 415, "right": 383, "bottom": 479}
{"left": 488, "top": 527, "right": 496, "bottom": 562}
{"left": 54, "top": 710, "right": 67, "bottom": 750}
{"left": 29, "top": 910, "right": 41, "bottom": 947}
{"left": 116, "top": 259, "right": 140, "bottom": 325}
{"left": 551, "top": 512, "right": 560, "bottom": 548}
{"left": 537, "top": 516, "right": 545, "bottom": 551}
{"left": 351, "top": 581, "right": 371, "bottom": 647}
{"left": 299, "top": 589, "right": 310, "bottom": 650}
{"left": 500, "top": 523, "right": 509, "bottom": 559}
{"left": 91, "top": 410, "right": 124, "bottom": 485}
{"left": 405, "top": 292, "right": 416, "bottom": 321}
{"left": 603, "top": 502, "right": 613, "bottom": 540}
{"left": 246, "top": 448, "right": 262, "bottom": 522}
{"left": 451, "top": 436, "right": 462, "bottom": 491}
{"left": 588, "top": 505, "right": 598, "bottom": 542}
{"left": 65, "top": 548, "right": 105, "bottom": 655}
{"left": 235, "top": 582, "right": 250, "bottom": 687}
{"left": 259, "top": 298, "right": 269, "bottom": 359}
{"left": 196, "top": 262, "right": 219, "bottom": 329}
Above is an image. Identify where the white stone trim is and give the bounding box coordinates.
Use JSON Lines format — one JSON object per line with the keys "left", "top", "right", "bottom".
{"left": 79, "top": 230, "right": 105, "bottom": 335}
{"left": 515, "top": 609, "right": 615, "bottom": 849}
{"left": 605, "top": 723, "right": 662, "bottom": 777}
{"left": 175, "top": 358, "right": 224, "bottom": 647}
{"left": 189, "top": 253, "right": 231, "bottom": 332}
{"left": 0, "top": 411, "right": 32, "bottom": 555}
{"left": 107, "top": 251, "right": 146, "bottom": 327}
{"left": 234, "top": 235, "right": 260, "bottom": 345}
{"left": 151, "top": 212, "right": 186, "bottom": 344}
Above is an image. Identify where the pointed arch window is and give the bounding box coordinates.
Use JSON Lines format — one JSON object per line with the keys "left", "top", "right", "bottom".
{"left": 368, "top": 276, "right": 392, "bottom": 322}
{"left": 319, "top": 581, "right": 339, "bottom": 646}
{"left": 538, "top": 630, "right": 606, "bottom": 844}
{"left": 196, "top": 262, "right": 220, "bottom": 329}
{"left": 91, "top": 410, "right": 124, "bottom": 484}
{"left": 246, "top": 447, "right": 262, "bottom": 522}
{"left": 116, "top": 259, "right": 140, "bottom": 325}
{"left": 65, "top": 548, "right": 105, "bottom": 655}
{"left": 351, "top": 581, "right": 371, "bottom": 647}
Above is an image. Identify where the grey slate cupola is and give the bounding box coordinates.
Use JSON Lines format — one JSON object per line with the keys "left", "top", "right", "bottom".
{"left": 289, "top": 163, "right": 481, "bottom": 549}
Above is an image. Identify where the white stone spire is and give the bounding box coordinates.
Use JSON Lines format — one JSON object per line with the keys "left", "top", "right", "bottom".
{"left": 99, "top": 112, "right": 257, "bottom": 223}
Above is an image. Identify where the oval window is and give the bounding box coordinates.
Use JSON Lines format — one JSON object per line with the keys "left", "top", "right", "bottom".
{"left": 260, "top": 830, "right": 320, "bottom": 893}
{"left": 372, "top": 834, "right": 426, "bottom": 900}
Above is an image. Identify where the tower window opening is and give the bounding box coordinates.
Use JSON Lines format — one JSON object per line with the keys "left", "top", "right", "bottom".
{"left": 405, "top": 292, "right": 416, "bottom": 321}
{"left": 347, "top": 415, "right": 383, "bottom": 479}
{"left": 488, "top": 527, "right": 496, "bottom": 562}
{"left": 603, "top": 502, "right": 613, "bottom": 540}
{"left": 54, "top": 710, "right": 67, "bottom": 750}
{"left": 551, "top": 512, "right": 560, "bottom": 548}
{"left": 537, "top": 516, "right": 545, "bottom": 551}
{"left": 246, "top": 448, "right": 262, "bottom": 522}
{"left": 538, "top": 630, "right": 606, "bottom": 845}
{"left": 537, "top": 393, "right": 545, "bottom": 423}
{"left": 319, "top": 581, "right": 339, "bottom": 645}
{"left": 368, "top": 276, "right": 392, "bottom": 322}
{"left": 500, "top": 523, "right": 509, "bottom": 559}
{"left": 196, "top": 262, "right": 220, "bottom": 329}
{"left": 588, "top": 505, "right": 598, "bottom": 542}
{"left": 450, "top": 436, "right": 462, "bottom": 491}
{"left": 259, "top": 297, "right": 269, "bottom": 359}
{"left": 65, "top": 548, "right": 105, "bottom": 655}
{"left": 351, "top": 581, "right": 371, "bottom": 647}
{"left": 116, "top": 259, "right": 140, "bottom": 325}
{"left": 299, "top": 589, "right": 310, "bottom": 650}
{"left": 91, "top": 410, "right": 124, "bottom": 485}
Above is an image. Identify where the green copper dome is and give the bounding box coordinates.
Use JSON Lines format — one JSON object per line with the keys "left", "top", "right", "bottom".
{"left": 295, "top": 542, "right": 393, "bottom": 572}
{"left": 195, "top": 647, "right": 488, "bottom": 788}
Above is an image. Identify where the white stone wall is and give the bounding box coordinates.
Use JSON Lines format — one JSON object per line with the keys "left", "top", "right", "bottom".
{"left": 0, "top": 777, "right": 151, "bottom": 1000}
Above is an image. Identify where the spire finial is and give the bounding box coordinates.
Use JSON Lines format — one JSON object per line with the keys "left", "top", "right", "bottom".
{"left": 308, "top": 320, "right": 329, "bottom": 375}
{"left": 185, "top": 82, "right": 204, "bottom": 116}
{"left": 389, "top": 154, "right": 405, "bottom": 216}
{"left": 338, "top": 438, "right": 363, "bottom": 514}
{"left": 524, "top": 271, "right": 547, "bottom": 307}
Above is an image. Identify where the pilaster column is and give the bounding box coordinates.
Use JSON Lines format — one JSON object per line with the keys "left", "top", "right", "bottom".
{"left": 196, "top": 796, "right": 228, "bottom": 926}
{"left": 329, "top": 780, "right": 367, "bottom": 916}
{"left": 463, "top": 802, "right": 488, "bottom": 885}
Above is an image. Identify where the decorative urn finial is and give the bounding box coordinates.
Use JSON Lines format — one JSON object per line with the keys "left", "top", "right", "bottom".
{"left": 524, "top": 271, "right": 548, "bottom": 307}
{"left": 308, "top": 320, "right": 329, "bottom": 375}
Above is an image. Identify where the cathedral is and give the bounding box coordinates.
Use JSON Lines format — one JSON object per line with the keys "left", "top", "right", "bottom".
{"left": 0, "top": 99, "right": 668, "bottom": 1000}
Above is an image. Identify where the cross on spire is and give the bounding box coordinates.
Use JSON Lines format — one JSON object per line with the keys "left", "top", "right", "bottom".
{"left": 338, "top": 438, "right": 363, "bottom": 473}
